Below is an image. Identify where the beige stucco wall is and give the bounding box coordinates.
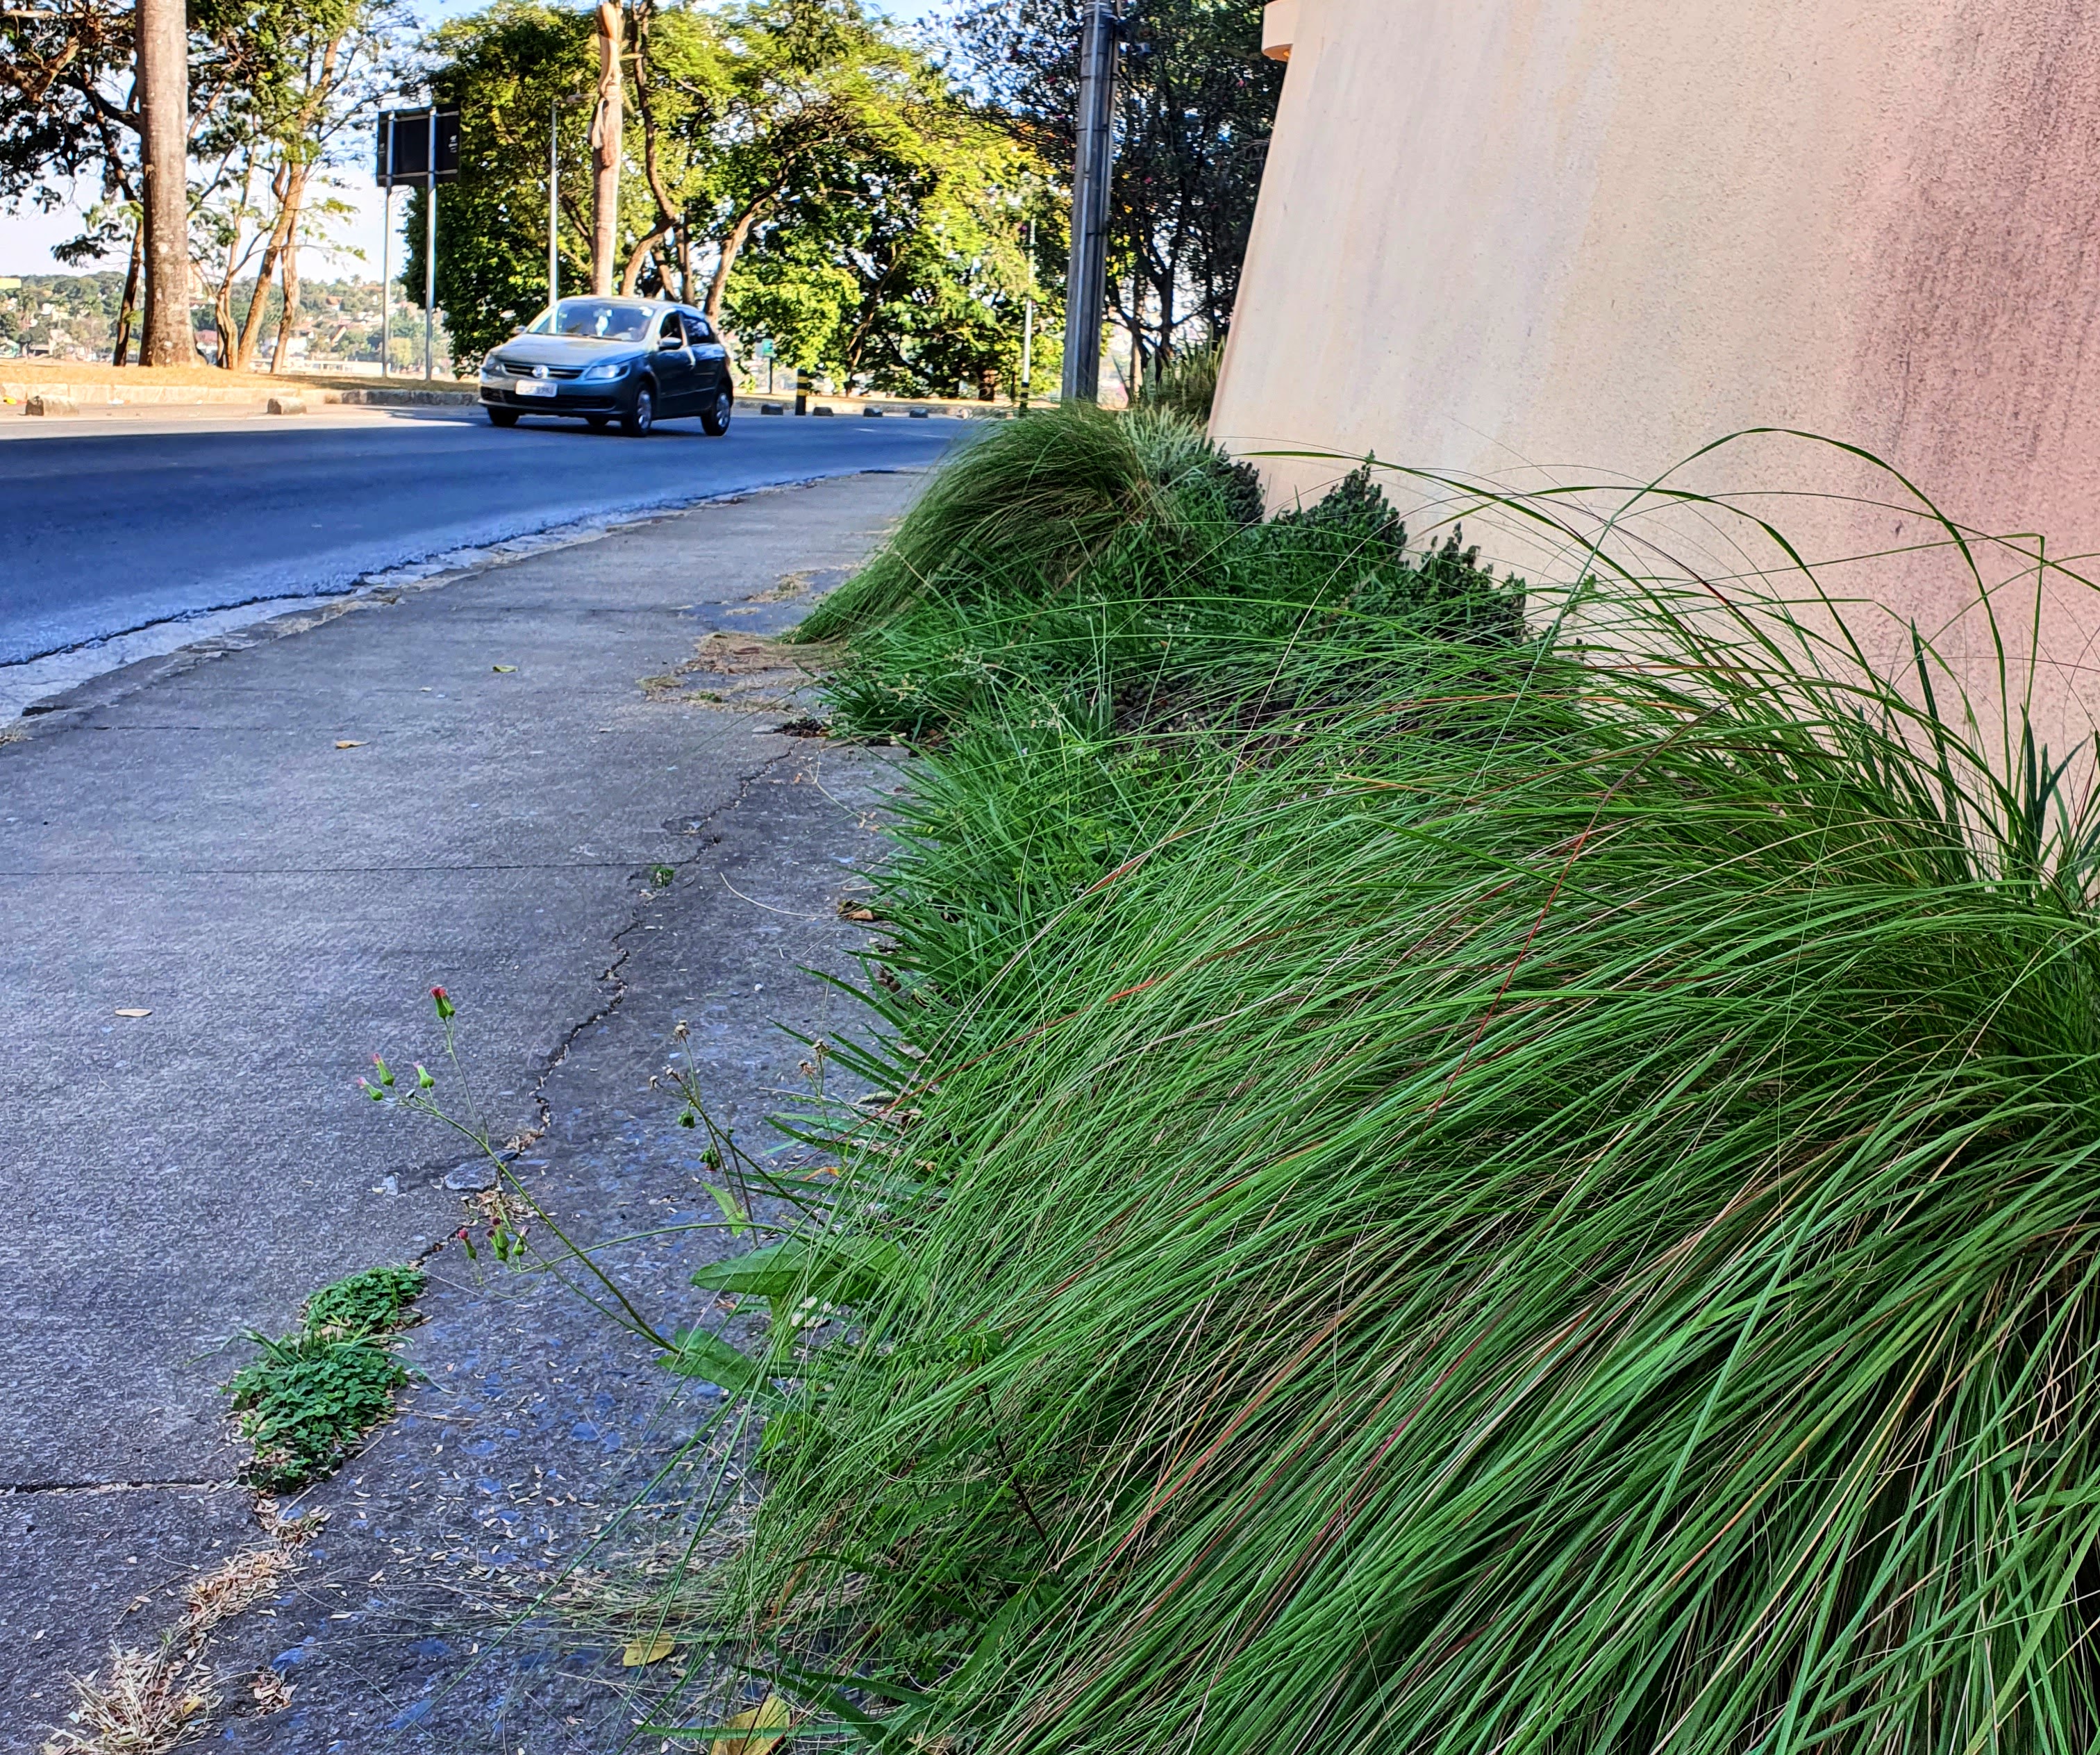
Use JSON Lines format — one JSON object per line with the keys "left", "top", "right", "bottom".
{"left": 1213, "top": 0, "right": 2100, "bottom": 733}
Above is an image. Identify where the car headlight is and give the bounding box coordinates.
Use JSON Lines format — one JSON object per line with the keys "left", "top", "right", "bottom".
{"left": 581, "top": 359, "right": 628, "bottom": 381}
{"left": 479, "top": 356, "right": 505, "bottom": 378}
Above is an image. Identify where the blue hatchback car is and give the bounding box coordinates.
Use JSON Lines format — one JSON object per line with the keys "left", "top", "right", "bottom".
{"left": 478, "top": 297, "right": 735, "bottom": 438}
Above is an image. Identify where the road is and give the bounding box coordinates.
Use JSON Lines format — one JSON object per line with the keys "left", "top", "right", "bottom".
{"left": 0, "top": 401, "right": 966, "bottom": 667}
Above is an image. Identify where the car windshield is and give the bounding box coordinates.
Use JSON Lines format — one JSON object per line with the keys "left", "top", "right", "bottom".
{"left": 525, "top": 300, "right": 653, "bottom": 342}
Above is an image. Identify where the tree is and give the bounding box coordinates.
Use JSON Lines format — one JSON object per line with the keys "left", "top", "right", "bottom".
{"left": 135, "top": 0, "right": 192, "bottom": 360}
{"left": 1, "top": 0, "right": 148, "bottom": 356}
{"left": 415, "top": 0, "right": 1053, "bottom": 397}
{"left": 728, "top": 113, "right": 1060, "bottom": 396}
{"left": 401, "top": 1, "right": 599, "bottom": 364}
{"left": 589, "top": 0, "right": 622, "bottom": 291}
{"left": 192, "top": 0, "right": 401, "bottom": 370}
{"left": 1, "top": 0, "right": 400, "bottom": 369}
{"left": 949, "top": 0, "right": 1281, "bottom": 376}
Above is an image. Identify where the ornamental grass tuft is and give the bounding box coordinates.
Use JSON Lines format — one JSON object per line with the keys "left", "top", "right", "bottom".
{"left": 710, "top": 413, "right": 2100, "bottom": 1752}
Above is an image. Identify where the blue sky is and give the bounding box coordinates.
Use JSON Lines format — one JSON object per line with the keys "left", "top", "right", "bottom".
{"left": 0, "top": 0, "right": 949, "bottom": 278}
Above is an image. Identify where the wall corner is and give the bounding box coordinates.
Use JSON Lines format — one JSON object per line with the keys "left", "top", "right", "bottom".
{"left": 1262, "top": 0, "right": 1298, "bottom": 63}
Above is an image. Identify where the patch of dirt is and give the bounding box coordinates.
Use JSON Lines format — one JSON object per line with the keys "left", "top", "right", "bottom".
{"left": 638, "top": 633, "right": 824, "bottom": 715}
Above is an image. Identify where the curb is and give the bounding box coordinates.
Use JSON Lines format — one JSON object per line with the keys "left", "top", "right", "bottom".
{"left": 1, "top": 379, "right": 480, "bottom": 410}
{"left": 323, "top": 386, "right": 478, "bottom": 408}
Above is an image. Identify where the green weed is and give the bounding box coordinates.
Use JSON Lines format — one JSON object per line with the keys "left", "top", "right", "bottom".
{"left": 228, "top": 1265, "right": 425, "bottom": 1491}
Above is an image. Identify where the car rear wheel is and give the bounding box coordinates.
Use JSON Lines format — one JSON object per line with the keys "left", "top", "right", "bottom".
{"left": 620, "top": 385, "right": 655, "bottom": 437}
{"left": 700, "top": 388, "right": 733, "bottom": 437}
{"left": 486, "top": 406, "right": 519, "bottom": 428}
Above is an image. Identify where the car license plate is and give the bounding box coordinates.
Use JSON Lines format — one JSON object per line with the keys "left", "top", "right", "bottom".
{"left": 517, "top": 380, "right": 557, "bottom": 397}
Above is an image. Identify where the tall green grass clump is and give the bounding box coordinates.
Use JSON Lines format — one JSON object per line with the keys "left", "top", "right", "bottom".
{"left": 710, "top": 417, "right": 2100, "bottom": 1753}
{"left": 1136, "top": 340, "right": 1225, "bottom": 425}
{"left": 790, "top": 402, "right": 1160, "bottom": 645}
{"left": 811, "top": 410, "right": 1517, "bottom": 742}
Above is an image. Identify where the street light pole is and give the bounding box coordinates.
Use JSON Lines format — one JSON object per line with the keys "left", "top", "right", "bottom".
{"left": 1062, "top": 0, "right": 1123, "bottom": 404}
{"left": 549, "top": 97, "right": 560, "bottom": 308}
{"left": 424, "top": 102, "right": 438, "bottom": 381}
{"left": 380, "top": 113, "right": 393, "bottom": 380}
{"left": 1021, "top": 216, "right": 1035, "bottom": 408}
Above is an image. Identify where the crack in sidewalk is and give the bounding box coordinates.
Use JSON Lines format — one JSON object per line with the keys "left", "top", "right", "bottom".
{"left": 2, "top": 1479, "right": 231, "bottom": 1495}
{"left": 517, "top": 744, "right": 804, "bottom": 1149}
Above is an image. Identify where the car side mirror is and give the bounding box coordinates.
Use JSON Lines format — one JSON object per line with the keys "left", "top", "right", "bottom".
{"left": 659, "top": 333, "right": 682, "bottom": 351}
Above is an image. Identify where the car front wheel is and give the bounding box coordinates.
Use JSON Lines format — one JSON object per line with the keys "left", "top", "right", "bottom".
{"left": 700, "top": 388, "right": 733, "bottom": 437}
{"left": 621, "top": 384, "right": 655, "bottom": 437}
{"left": 487, "top": 406, "right": 519, "bottom": 428}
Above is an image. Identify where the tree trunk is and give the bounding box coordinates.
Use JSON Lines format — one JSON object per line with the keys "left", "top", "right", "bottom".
{"left": 590, "top": 1, "right": 624, "bottom": 295}
{"left": 111, "top": 221, "right": 142, "bottom": 365}
{"left": 272, "top": 235, "right": 299, "bottom": 373}
{"left": 703, "top": 203, "right": 762, "bottom": 328}
{"left": 620, "top": 13, "right": 684, "bottom": 300}
{"left": 619, "top": 226, "right": 672, "bottom": 296}
{"left": 135, "top": 0, "right": 194, "bottom": 365}
{"left": 211, "top": 161, "right": 253, "bottom": 369}
{"left": 234, "top": 162, "right": 305, "bottom": 373}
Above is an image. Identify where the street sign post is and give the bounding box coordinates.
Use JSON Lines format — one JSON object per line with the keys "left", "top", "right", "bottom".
{"left": 1062, "top": 3, "right": 1124, "bottom": 404}
{"left": 376, "top": 105, "right": 461, "bottom": 381}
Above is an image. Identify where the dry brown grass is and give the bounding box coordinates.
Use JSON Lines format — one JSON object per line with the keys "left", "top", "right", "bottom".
{"left": 181, "top": 1546, "right": 297, "bottom": 1631}
{"left": 40, "top": 1542, "right": 302, "bottom": 1754}
{"left": 638, "top": 633, "right": 826, "bottom": 714}
{"left": 40, "top": 1647, "right": 219, "bottom": 1755}
{"left": 248, "top": 1671, "right": 294, "bottom": 1715}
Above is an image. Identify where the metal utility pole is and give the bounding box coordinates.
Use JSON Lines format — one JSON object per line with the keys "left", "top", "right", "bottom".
{"left": 1062, "top": 0, "right": 1123, "bottom": 404}
{"left": 424, "top": 103, "right": 438, "bottom": 380}
{"left": 135, "top": 0, "right": 196, "bottom": 365}
{"left": 380, "top": 181, "right": 392, "bottom": 378}
{"left": 1021, "top": 216, "right": 1035, "bottom": 408}
{"left": 549, "top": 98, "right": 561, "bottom": 306}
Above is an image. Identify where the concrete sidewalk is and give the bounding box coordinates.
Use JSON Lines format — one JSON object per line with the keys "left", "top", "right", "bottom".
{"left": 0, "top": 474, "right": 919, "bottom": 1749}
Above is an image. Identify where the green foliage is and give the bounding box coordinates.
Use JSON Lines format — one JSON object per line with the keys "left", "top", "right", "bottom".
{"left": 301, "top": 1263, "right": 425, "bottom": 1338}
{"left": 406, "top": 0, "right": 597, "bottom": 363}
{"left": 727, "top": 117, "right": 1059, "bottom": 397}
{"left": 796, "top": 409, "right": 1516, "bottom": 740}
{"left": 415, "top": 0, "right": 1057, "bottom": 390}
{"left": 1135, "top": 338, "right": 1223, "bottom": 424}
{"left": 953, "top": 0, "right": 1281, "bottom": 365}
{"left": 682, "top": 413, "right": 2100, "bottom": 1752}
{"left": 228, "top": 1264, "right": 424, "bottom": 1489}
{"left": 790, "top": 401, "right": 1160, "bottom": 643}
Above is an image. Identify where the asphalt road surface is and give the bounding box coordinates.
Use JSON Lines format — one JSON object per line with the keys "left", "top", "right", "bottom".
{"left": 0, "top": 401, "right": 967, "bottom": 667}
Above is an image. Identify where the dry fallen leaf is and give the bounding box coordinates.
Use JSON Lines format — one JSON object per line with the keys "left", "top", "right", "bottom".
{"left": 492, "top": 664, "right": 517, "bottom": 673}
{"left": 334, "top": 740, "right": 364, "bottom": 749}
{"left": 718, "top": 1692, "right": 792, "bottom": 1755}
{"left": 620, "top": 1633, "right": 676, "bottom": 1667}
{"left": 114, "top": 1008, "right": 151, "bottom": 1018}
{"left": 839, "top": 905, "right": 876, "bottom": 923}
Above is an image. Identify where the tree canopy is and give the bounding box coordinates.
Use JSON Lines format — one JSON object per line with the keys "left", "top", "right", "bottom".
{"left": 412, "top": 0, "right": 1061, "bottom": 395}
{"left": 949, "top": 0, "right": 1280, "bottom": 378}
{"left": 1, "top": 0, "right": 403, "bottom": 363}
